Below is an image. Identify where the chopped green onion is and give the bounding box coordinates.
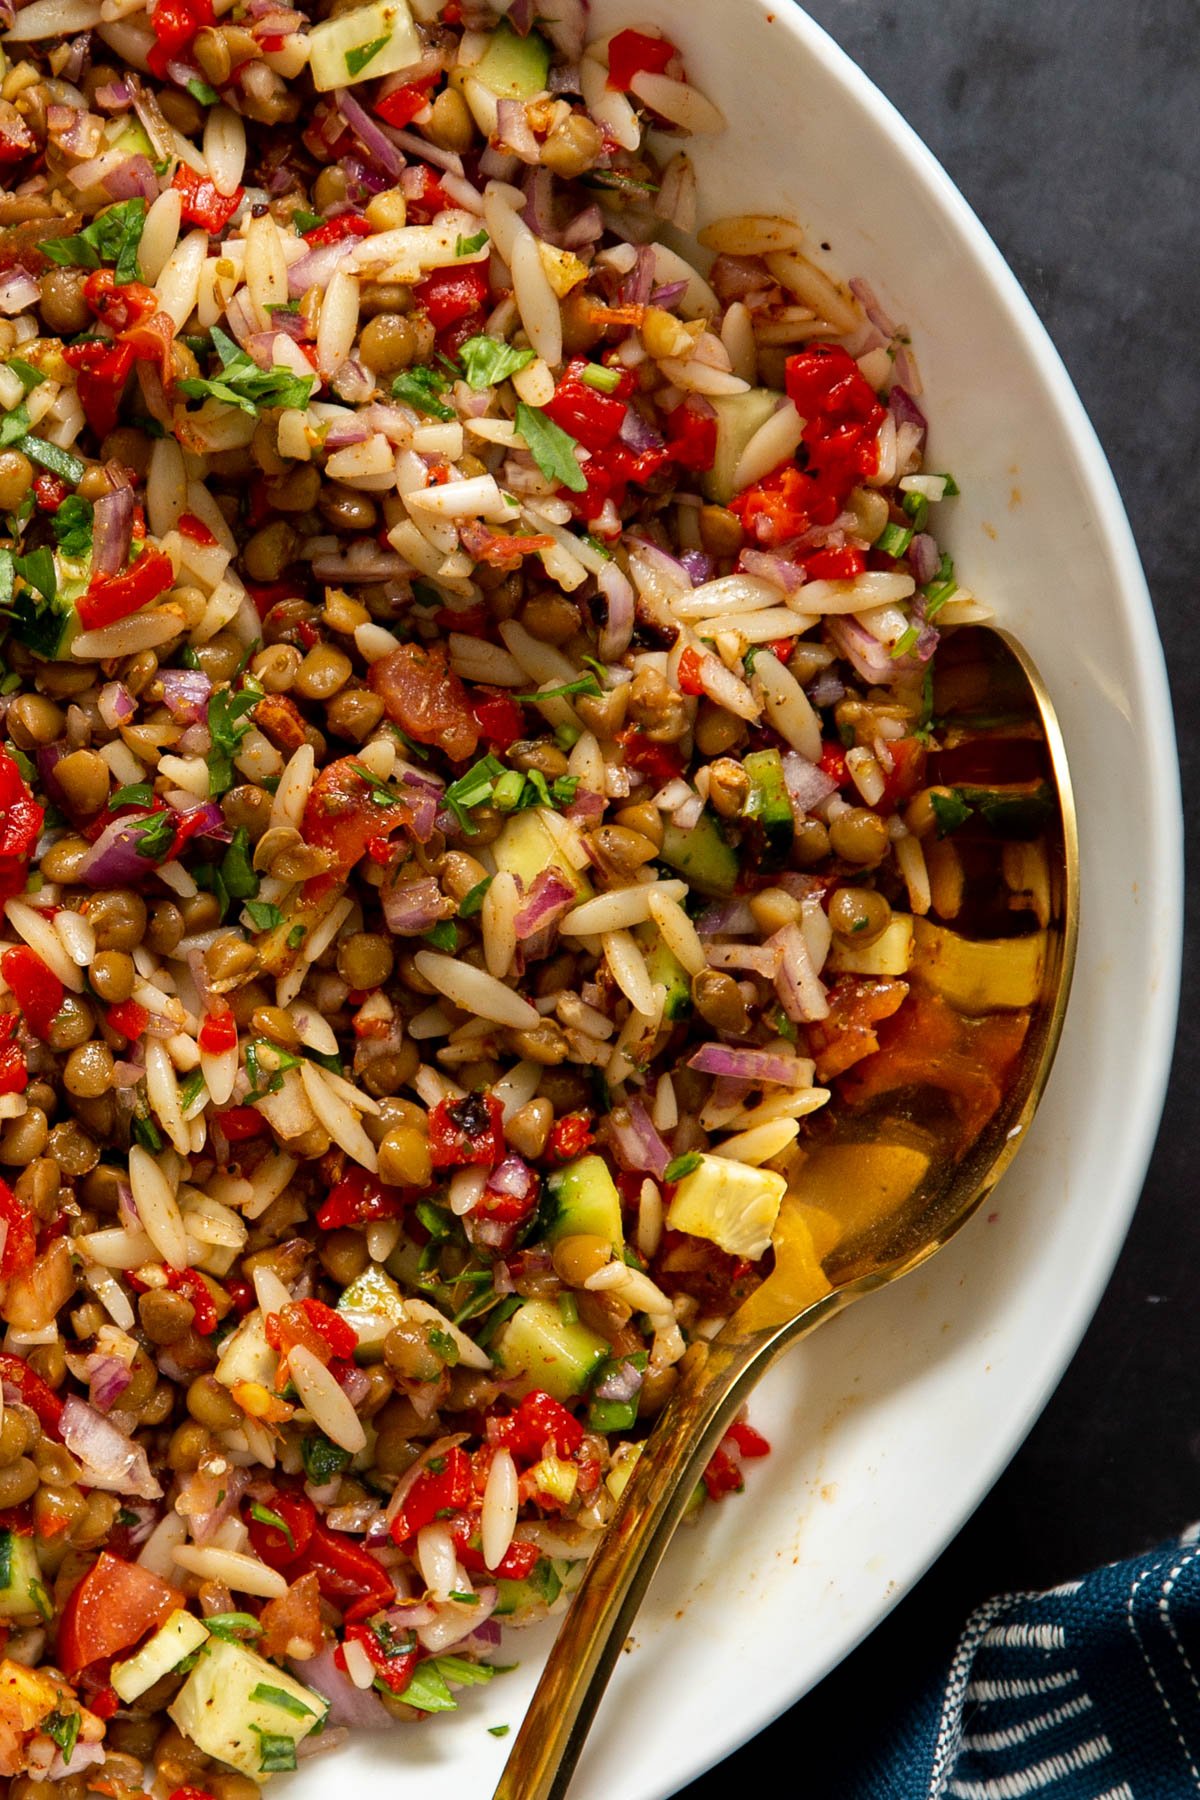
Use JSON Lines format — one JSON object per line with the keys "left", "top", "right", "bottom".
{"left": 579, "top": 362, "right": 621, "bottom": 393}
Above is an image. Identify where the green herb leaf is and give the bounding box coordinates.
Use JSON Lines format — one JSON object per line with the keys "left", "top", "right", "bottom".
{"left": 444, "top": 753, "right": 506, "bottom": 835}
{"left": 42, "top": 198, "right": 147, "bottom": 284}
{"left": 108, "top": 782, "right": 154, "bottom": 811}
{"left": 664, "top": 1152, "right": 701, "bottom": 1182}
{"left": 42, "top": 1711, "right": 80, "bottom": 1764}
{"left": 292, "top": 209, "right": 324, "bottom": 233}
{"left": 245, "top": 899, "right": 284, "bottom": 930}
{"left": 345, "top": 31, "right": 389, "bottom": 74}
{"left": 7, "top": 359, "right": 44, "bottom": 395}
{"left": 0, "top": 404, "right": 30, "bottom": 449}
{"left": 489, "top": 1724, "right": 510, "bottom": 1737}
{"left": 287, "top": 924, "right": 307, "bottom": 950}
{"left": 455, "top": 227, "right": 490, "bottom": 256}
{"left": 515, "top": 403, "right": 586, "bottom": 493}
{"left": 399, "top": 1655, "right": 496, "bottom": 1714}
{"left": 935, "top": 472, "right": 960, "bottom": 496}
{"left": 178, "top": 1069, "right": 207, "bottom": 1111}
{"left": 12, "top": 547, "right": 56, "bottom": 607}
{"left": 22, "top": 437, "right": 85, "bottom": 486}
{"left": 127, "top": 809, "right": 177, "bottom": 862}
{"left": 458, "top": 335, "right": 535, "bottom": 391}
{"left": 29, "top": 1577, "right": 53, "bottom": 1622}
{"left": 512, "top": 674, "right": 602, "bottom": 702}
{"left": 207, "top": 679, "right": 262, "bottom": 795}
{"left": 423, "top": 920, "right": 458, "bottom": 952}
{"left": 922, "top": 551, "right": 957, "bottom": 618}
{"left": 51, "top": 494, "right": 93, "bottom": 559}
{"left": 349, "top": 760, "right": 402, "bottom": 808}
{"left": 250, "top": 1501, "right": 296, "bottom": 1549}
{"left": 301, "top": 1432, "right": 351, "bottom": 1486}
{"left": 427, "top": 1326, "right": 459, "bottom": 1365}
{"left": 251, "top": 1728, "right": 297, "bottom": 1773}
{"left": 391, "top": 364, "right": 455, "bottom": 422}
{"left": 930, "top": 788, "right": 973, "bottom": 837}
{"left": 179, "top": 326, "right": 315, "bottom": 419}
{"left": 457, "top": 876, "right": 492, "bottom": 918}
{"left": 187, "top": 77, "right": 220, "bottom": 105}
{"left": 132, "top": 1112, "right": 163, "bottom": 1152}
{"left": 205, "top": 1611, "right": 265, "bottom": 1641}
{"left": 221, "top": 825, "right": 259, "bottom": 900}
{"left": 251, "top": 1683, "right": 318, "bottom": 1720}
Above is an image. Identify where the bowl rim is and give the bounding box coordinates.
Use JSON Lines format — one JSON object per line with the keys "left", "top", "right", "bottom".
{"left": 642, "top": 0, "right": 1184, "bottom": 1786}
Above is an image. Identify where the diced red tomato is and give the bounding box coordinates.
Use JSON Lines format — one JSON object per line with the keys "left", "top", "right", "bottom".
{"left": 367, "top": 644, "right": 480, "bottom": 764}
{"left": 664, "top": 398, "right": 718, "bottom": 471}
{"left": 374, "top": 81, "right": 434, "bottom": 129}
{"left": 427, "top": 1092, "right": 505, "bottom": 1170}
{"left": 676, "top": 646, "right": 705, "bottom": 696}
{"left": 803, "top": 545, "right": 867, "bottom": 581}
{"left": 388, "top": 1447, "right": 474, "bottom": 1544}
{"left": 606, "top": 27, "right": 678, "bottom": 90}
{"left": 245, "top": 1491, "right": 316, "bottom": 1567}
{"left": 618, "top": 727, "right": 684, "bottom": 785}
{"left": 302, "top": 213, "right": 372, "bottom": 247}
{"left": 82, "top": 271, "right": 158, "bottom": 334}
{"left": 90, "top": 1686, "right": 121, "bottom": 1721}
{"left": 301, "top": 753, "right": 421, "bottom": 877}
{"left": 197, "top": 1008, "right": 238, "bottom": 1054}
{"left": 62, "top": 340, "right": 136, "bottom": 441}
{"left": 265, "top": 1297, "right": 358, "bottom": 1365}
{"left": 0, "top": 751, "right": 43, "bottom": 901}
{"left": 702, "top": 1444, "right": 744, "bottom": 1500}
{"left": 546, "top": 1111, "right": 594, "bottom": 1164}
{"left": 317, "top": 1167, "right": 409, "bottom": 1229}
{"left": 561, "top": 440, "right": 670, "bottom": 523}
{"left": 542, "top": 359, "right": 628, "bottom": 453}
{"left": 56, "top": 1553, "right": 184, "bottom": 1676}
{"left": 33, "top": 471, "right": 68, "bottom": 511}
{"left": 78, "top": 546, "right": 174, "bottom": 632}
{"left": 169, "top": 1788, "right": 217, "bottom": 1800}
{"left": 818, "top": 740, "right": 850, "bottom": 787}
{"left": 877, "top": 735, "right": 927, "bottom": 811}
{"left": 105, "top": 998, "right": 150, "bottom": 1041}
{"left": 469, "top": 688, "right": 525, "bottom": 752}
{"left": 172, "top": 163, "right": 243, "bottom": 233}
{"left": 726, "top": 1419, "right": 770, "bottom": 1459}
{"left": 336, "top": 1618, "right": 417, "bottom": 1693}
{"left": 0, "top": 1015, "right": 23, "bottom": 1097}
{"left": 165, "top": 1268, "right": 218, "bottom": 1335}
{"left": 449, "top": 1510, "right": 541, "bottom": 1580}
{"left": 0, "top": 1353, "right": 63, "bottom": 1436}
{"left": 489, "top": 1391, "right": 584, "bottom": 1464}
{"left": 1, "top": 946, "right": 63, "bottom": 1040}
{"left": 177, "top": 511, "right": 217, "bottom": 545}
{"left": 0, "top": 1180, "right": 35, "bottom": 1279}
{"left": 413, "top": 262, "right": 490, "bottom": 330}
{"left": 217, "top": 1106, "right": 266, "bottom": 1142}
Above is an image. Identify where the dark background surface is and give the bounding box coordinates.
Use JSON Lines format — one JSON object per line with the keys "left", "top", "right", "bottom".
{"left": 683, "top": 0, "right": 1198, "bottom": 1792}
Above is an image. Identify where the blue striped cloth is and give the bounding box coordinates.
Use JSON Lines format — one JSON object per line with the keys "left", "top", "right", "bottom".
{"left": 856, "top": 1526, "right": 1200, "bottom": 1798}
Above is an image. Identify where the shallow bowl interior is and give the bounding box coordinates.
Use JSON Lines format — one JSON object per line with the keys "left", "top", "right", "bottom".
{"left": 290, "top": 4, "right": 1182, "bottom": 1795}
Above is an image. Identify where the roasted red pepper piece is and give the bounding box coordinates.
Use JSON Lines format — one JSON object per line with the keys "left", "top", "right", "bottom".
{"left": 165, "top": 1268, "right": 218, "bottom": 1335}
{"left": 177, "top": 511, "right": 217, "bottom": 545}
{"left": 0, "top": 1179, "right": 35, "bottom": 1278}
{"left": 57, "top": 1553, "right": 183, "bottom": 1675}
{"left": 78, "top": 545, "right": 174, "bottom": 632}
{"left": 818, "top": 741, "right": 850, "bottom": 787}
{"left": 542, "top": 358, "right": 628, "bottom": 453}
{"left": 0, "top": 1353, "right": 64, "bottom": 1436}
{"left": 300, "top": 1522, "right": 393, "bottom": 1607}
{"left": 490, "top": 1390, "right": 585, "bottom": 1463}
{"left": 216, "top": 1105, "right": 266, "bottom": 1142}
{"left": 413, "top": 262, "right": 490, "bottom": 330}
{"left": 606, "top": 27, "right": 678, "bottom": 90}
{"left": 546, "top": 1111, "right": 594, "bottom": 1164}
{"left": 702, "top": 1443, "right": 744, "bottom": 1500}
{"left": 105, "top": 998, "right": 150, "bottom": 1040}
{"left": 83, "top": 271, "right": 158, "bottom": 333}
{"left": 469, "top": 689, "right": 526, "bottom": 752}
{"left": 335, "top": 1618, "right": 417, "bottom": 1693}
{"left": 449, "top": 1511, "right": 541, "bottom": 1580}
{"left": 33, "top": 471, "right": 68, "bottom": 511}
{"left": 1, "top": 946, "right": 63, "bottom": 1040}
{"left": 317, "top": 1166, "right": 409, "bottom": 1230}
{"left": 618, "top": 727, "right": 684, "bottom": 786}
{"left": 0, "top": 1016, "right": 25, "bottom": 1097}
{"left": 664, "top": 398, "right": 718, "bottom": 471}
{"left": 172, "top": 163, "right": 243, "bottom": 233}
{"left": 301, "top": 752, "right": 421, "bottom": 877}
{"left": 246, "top": 1492, "right": 316, "bottom": 1567}
{"left": 427, "top": 1092, "right": 505, "bottom": 1170}
{"left": 402, "top": 163, "right": 449, "bottom": 223}
{"left": 803, "top": 546, "right": 867, "bottom": 581}
{"left": 0, "top": 751, "right": 43, "bottom": 901}
{"left": 265, "top": 1297, "right": 358, "bottom": 1364}
{"left": 725, "top": 1419, "right": 770, "bottom": 1458}
{"left": 302, "top": 213, "right": 372, "bottom": 247}
{"left": 197, "top": 1008, "right": 237, "bottom": 1054}
{"left": 373, "top": 81, "right": 434, "bottom": 128}
{"left": 877, "top": 735, "right": 927, "bottom": 811}
{"left": 149, "top": 0, "right": 213, "bottom": 57}
{"left": 676, "top": 645, "right": 705, "bottom": 696}
{"left": 388, "top": 1446, "right": 474, "bottom": 1544}
{"left": 62, "top": 340, "right": 136, "bottom": 441}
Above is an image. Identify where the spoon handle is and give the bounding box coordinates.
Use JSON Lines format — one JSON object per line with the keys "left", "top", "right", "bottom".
{"left": 491, "top": 1327, "right": 786, "bottom": 1800}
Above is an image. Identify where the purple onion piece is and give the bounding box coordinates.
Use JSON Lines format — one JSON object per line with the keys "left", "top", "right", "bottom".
{"left": 513, "top": 867, "right": 575, "bottom": 936}
{"left": 160, "top": 667, "right": 213, "bottom": 724}
{"left": 382, "top": 875, "right": 455, "bottom": 935}
{"left": 91, "top": 485, "right": 135, "bottom": 578}
{"left": 688, "top": 1043, "right": 814, "bottom": 1085}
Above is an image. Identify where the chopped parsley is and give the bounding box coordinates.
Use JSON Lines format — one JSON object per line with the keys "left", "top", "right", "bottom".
{"left": 23, "top": 437, "right": 85, "bottom": 485}
{"left": 423, "top": 920, "right": 458, "bottom": 952}
{"left": 457, "top": 876, "right": 493, "bottom": 917}
{"left": 42, "top": 198, "right": 147, "bottom": 284}
{"left": 132, "top": 1112, "right": 163, "bottom": 1152}
{"left": 442, "top": 753, "right": 577, "bottom": 833}
{"left": 458, "top": 335, "right": 535, "bottom": 391}
{"left": 7, "top": 359, "right": 43, "bottom": 395}
{"left": 206, "top": 679, "right": 262, "bottom": 795}
{"left": 245, "top": 899, "right": 284, "bottom": 931}
{"left": 178, "top": 1069, "right": 207, "bottom": 1111}
{"left": 187, "top": 77, "right": 220, "bottom": 105}
{"left": 444, "top": 753, "right": 507, "bottom": 835}
{"left": 400, "top": 1655, "right": 496, "bottom": 1714}
{"left": 301, "top": 1432, "right": 351, "bottom": 1486}
{"left": 0, "top": 404, "right": 29, "bottom": 449}
{"left": 350, "top": 761, "right": 402, "bottom": 808}
{"left": 178, "top": 326, "right": 315, "bottom": 418}
{"left": 287, "top": 924, "right": 307, "bottom": 950}
{"left": 249, "top": 1501, "right": 296, "bottom": 1549}
{"left": 250, "top": 1683, "right": 318, "bottom": 1720}
{"left": 489, "top": 1724, "right": 511, "bottom": 1737}
{"left": 12, "top": 546, "right": 56, "bottom": 606}
{"left": 664, "top": 1152, "right": 701, "bottom": 1182}
{"left": 205, "top": 1612, "right": 264, "bottom": 1641}
{"left": 427, "top": 1326, "right": 459, "bottom": 1365}
{"left": 292, "top": 209, "right": 324, "bottom": 233}
{"left": 455, "top": 227, "right": 490, "bottom": 257}
{"left": 129, "top": 810, "right": 178, "bottom": 862}
{"left": 392, "top": 364, "right": 455, "bottom": 422}
{"left": 51, "top": 494, "right": 93, "bottom": 560}
{"left": 515, "top": 402, "right": 586, "bottom": 493}
{"left": 42, "top": 1711, "right": 80, "bottom": 1764}
{"left": 930, "top": 788, "right": 974, "bottom": 837}
{"left": 513, "top": 674, "right": 602, "bottom": 702}
{"left": 250, "top": 1728, "right": 297, "bottom": 1774}
{"left": 344, "top": 32, "right": 389, "bottom": 75}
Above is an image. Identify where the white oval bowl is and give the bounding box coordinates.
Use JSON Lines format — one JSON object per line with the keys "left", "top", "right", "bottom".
{"left": 289, "top": 4, "right": 1182, "bottom": 1796}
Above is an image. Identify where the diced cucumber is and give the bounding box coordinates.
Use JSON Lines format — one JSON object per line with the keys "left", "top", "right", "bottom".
{"left": 215, "top": 1309, "right": 276, "bottom": 1392}
{"left": 639, "top": 926, "right": 690, "bottom": 1021}
{"left": 112, "top": 1609, "right": 209, "bottom": 1704}
{"left": 666, "top": 1153, "right": 786, "bottom": 1261}
{"left": 913, "top": 919, "right": 1045, "bottom": 1014}
{"left": 826, "top": 913, "right": 915, "bottom": 977}
{"left": 742, "top": 748, "right": 794, "bottom": 867}
{"left": 0, "top": 1530, "right": 42, "bottom": 1623}
{"left": 703, "top": 387, "right": 785, "bottom": 505}
{"left": 336, "top": 1263, "right": 407, "bottom": 1361}
{"left": 492, "top": 808, "right": 592, "bottom": 901}
{"left": 105, "top": 115, "right": 154, "bottom": 160}
{"left": 494, "top": 1298, "right": 608, "bottom": 1401}
{"left": 168, "top": 1638, "right": 328, "bottom": 1779}
{"left": 494, "top": 1555, "right": 563, "bottom": 1619}
{"left": 544, "top": 1154, "right": 623, "bottom": 1252}
{"left": 473, "top": 19, "right": 551, "bottom": 98}
{"left": 954, "top": 780, "right": 1057, "bottom": 838}
{"left": 659, "top": 810, "right": 738, "bottom": 898}
{"left": 307, "top": 0, "right": 420, "bottom": 92}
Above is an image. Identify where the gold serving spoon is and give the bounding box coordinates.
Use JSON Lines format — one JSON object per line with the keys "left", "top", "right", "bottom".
{"left": 493, "top": 626, "right": 1078, "bottom": 1800}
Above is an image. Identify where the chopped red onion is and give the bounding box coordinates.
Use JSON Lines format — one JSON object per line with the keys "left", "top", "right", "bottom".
{"left": 688, "top": 1043, "right": 814, "bottom": 1085}
{"left": 522, "top": 164, "right": 562, "bottom": 242}
{"left": 908, "top": 531, "right": 941, "bottom": 586}
{"left": 496, "top": 99, "right": 538, "bottom": 165}
{"left": 287, "top": 242, "right": 349, "bottom": 298}
{"left": 47, "top": 1743, "right": 106, "bottom": 1782}
{"left": 711, "top": 253, "right": 772, "bottom": 305}
{"left": 825, "top": 614, "right": 902, "bottom": 686}
{"left": 189, "top": 1466, "right": 250, "bottom": 1542}
{"left": 506, "top": 0, "right": 536, "bottom": 32}
{"left": 85, "top": 1353, "right": 134, "bottom": 1413}
{"left": 98, "top": 676, "right": 137, "bottom": 725}
{"left": 594, "top": 1357, "right": 644, "bottom": 1403}
{"left": 671, "top": 793, "right": 704, "bottom": 831}
{"left": 740, "top": 547, "right": 807, "bottom": 594}
{"left": 563, "top": 787, "right": 605, "bottom": 825}
{"left": 336, "top": 1363, "right": 372, "bottom": 1406}
{"left": 382, "top": 126, "right": 464, "bottom": 176}
{"left": 331, "top": 359, "right": 373, "bottom": 407}
{"left": 695, "top": 899, "right": 757, "bottom": 937}
{"left": 597, "top": 558, "right": 635, "bottom": 660}
{"left": 487, "top": 1154, "right": 538, "bottom": 1202}
{"left": 91, "top": 485, "right": 135, "bottom": 578}
{"left": 103, "top": 153, "right": 160, "bottom": 201}
{"left": 479, "top": 143, "right": 520, "bottom": 181}
{"left": 417, "top": 1588, "right": 498, "bottom": 1654}
{"left": 561, "top": 204, "right": 603, "bottom": 248}
{"left": 770, "top": 922, "right": 829, "bottom": 1024}
{"left": 680, "top": 549, "right": 713, "bottom": 585}
{"left": 47, "top": 104, "right": 103, "bottom": 160}
{"left": 649, "top": 278, "right": 688, "bottom": 308}
{"left": 513, "top": 866, "right": 575, "bottom": 936}
{"left": 35, "top": 744, "right": 72, "bottom": 815}
{"left": 335, "top": 87, "right": 408, "bottom": 177}
{"left": 93, "top": 77, "right": 133, "bottom": 110}
{"left": 296, "top": 1645, "right": 396, "bottom": 1729}
{"left": 60, "top": 1396, "right": 163, "bottom": 1500}
{"left": 0, "top": 270, "right": 39, "bottom": 314}
{"left": 58, "top": 33, "right": 92, "bottom": 83}
{"left": 782, "top": 750, "right": 837, "bottom": 820}
{"left": 849, "top": 275, "right": 899, "bottom": 341}
{"left": 807, "top": 669, "right": 845, "bottom": 708}
{"left": 623, "top": 243, "right": 657, "bottom": 307}
{"left": 618, "top": 404, "right": 664, "bottom": 454}
{"left": 888, "top": 384, "right": 928, "bottom": 441}
{"left": 608, "top": 1095, "right": 670, "bottom": 1180}
{"left": 382, "top": 875, "right": 455, "bottom": 935}
{"left": 160, "top": 667, "right": 213, "bottom": 725}
{"left": 130, "top": 82, "right": 176, "bottom": 159}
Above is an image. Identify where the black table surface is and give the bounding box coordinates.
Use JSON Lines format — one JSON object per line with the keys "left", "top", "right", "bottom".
{"left": 683, "top": 1, "right": 1199, "bottom": 1792}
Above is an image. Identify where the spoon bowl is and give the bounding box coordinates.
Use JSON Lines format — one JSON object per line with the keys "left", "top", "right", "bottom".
{"left": 493, "top": 625, "right": 1077, "bottom": 1800}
